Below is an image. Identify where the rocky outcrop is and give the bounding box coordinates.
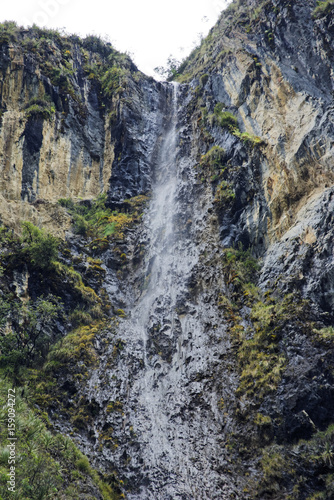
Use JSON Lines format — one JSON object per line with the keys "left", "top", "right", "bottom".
{"left": 2, "top": 1, "right": 334, "bottom": 498}
{"left": 107, "top": 78, "right": 168, "bottom": 208}
{"left": 178, "top": 0, "right": 334, "bottom": 250}
{"left": 0, "top": 28, "right": 161, "bottom": 235}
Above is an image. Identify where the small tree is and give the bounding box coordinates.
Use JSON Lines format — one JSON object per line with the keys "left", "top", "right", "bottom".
{"left": 21, "top": 222, "right": 59, "bottom": 270}
{"left": 154, "top": 56, "right": 182, "bottom": 80}
{"left": 0, "top": 295, "right": 64, "bottom": 381}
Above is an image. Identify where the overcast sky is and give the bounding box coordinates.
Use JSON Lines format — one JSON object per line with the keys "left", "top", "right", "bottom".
{"left": 1, "top": 0, "right": 231, "bottom": 77}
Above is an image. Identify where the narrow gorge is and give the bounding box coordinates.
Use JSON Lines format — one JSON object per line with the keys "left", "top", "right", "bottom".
{"left": 1, "top": 0, "right": 334, "bottom": 499}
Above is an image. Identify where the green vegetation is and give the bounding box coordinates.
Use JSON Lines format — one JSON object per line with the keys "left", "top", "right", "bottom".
{"left": 236, "top": 294, "right": 293, "bottom": 401}
{"left": 20, "top": 221, "right": 59, "bottom": 270}
{"left": 59, "top": 194, "right": 113, "bottom": 238}
{"left": 219, "top": 111, "right": 239, "bottom": 131}
{"left": 233, "top": 129, "right": 265, "bottom": 146}
{"left": 256, "top": 445, "right": 291, "bottom": 497}
{"left": 53, "top": 260, "right": 103, "bottom": 310}
{"left": 59, "top": 193, "right": 148, "bottom": 252}
{"left": 212, "top": 105, "right": 264, "bottom": 145}
{"left": 24, "top": 96, "right": 56, "bottom": 120}
{"left": 200, "top": 145, "right": 225, "bottom": 171}
{"left": 0, "top": 378, "right": 124, "bottom": 499}
{"left": 313, "top": 326, "right": 334, "bottom": 342}
{"left": 313, "top": 0, "right": 334, "bottom": 18}
{"left": 0, "top": 222, "right": 107, "bottom": 381}
{"left": 201, "top": 103, "right": 264, "bottom": 148}
{"left": 31, "top": 320, "right": 125, "bottom": 452}
{"left": 83, "top": 49, "right": 132, "bottom": 100}
{"left": 171, "top": 0, "right": 276, "bottom": 83}
{"left": 218, "top": 245, "right": 332, "bottom": 498}
{"left": 254, "top": 412, "right": 272, "bottom": 428}
{"left": 220, "top": 245, "right": 311, "bottom": 404}
{"left": 200, "top": 73, "right": 209, "bottom": 87}
{"left": 221, "top": 244, "right": 260, "bottom": 297}
{"left": 0, "top": 219, "right": 124, "bottom": 498}
{"left": 214, "top": 180, "right": 236, "bottom": 204}
{"left": 0, "top": 295, "right": 63, "bottom": 382}
{"left": 198, "top": 146, "right": 236, "bottom": 204}
{"left": 254, "top": 424, "right": 334, "bottom": 498}
{"left": 154, "top": 56, "right": 184, "bottom": 80}
{"left": 42, "top": 322, "right": 104, "bottom": 376}
{"left": 0, "top": 21, "right": 19, "bottom": 45}
{"left": 0, "top": 21, "right": 137, "bottom": 123}
{"left": 101, "top": 67, "right": 126, "bottom": 98}
{"left": 172, "top": 32, "right": 222, "bottom": 84}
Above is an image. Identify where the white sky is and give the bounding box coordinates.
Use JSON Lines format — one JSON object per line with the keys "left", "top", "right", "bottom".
{"left": 1, "top": 0, "right": 231, "bottom": 77}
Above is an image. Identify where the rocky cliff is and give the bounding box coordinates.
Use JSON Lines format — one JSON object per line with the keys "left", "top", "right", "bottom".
{"left": 0, "top": 24, "right": 163, "bottom": 237}
{"left": 1, "top": 0, "right": 334, "bottom": 499}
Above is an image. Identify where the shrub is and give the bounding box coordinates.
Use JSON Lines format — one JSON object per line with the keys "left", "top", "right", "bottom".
{"left": 220, "top": 111, "right": 238, "bottom": 131}
{"left": 24, "top": 96, "right": 55, "bottom": 120}
{"left": 82, "top": 34, "right": 114, "bottom": 57}
{"left": 0, "top": 295, "right": 64, "bottom": 378}
{"left": 58, "top": 197, "right": 74, "bottom": 209}
{"left": 233, "top": 129, "right": 265, "bottom": 146}
{"left": 0, "top": 378, "right": 124, "bottom": 499}
{"left": 58, "top": 193, "right": 147, "bottom": 246}
{"left": 200, "top": 73, "right": 209, "bottom": 87}
{"left": 214, "top": 180, "right": 235, "bottom": 205}
{"left": 200, "top": 146, "right": 225, "bottom": 171}
{"left": 154, "top": 55, "right": 184, "bottom": 80}
{"left": 313, "top": 326, "right": 334, "bottom": 342}
{"left": 101, "top": 67, "right": 125, "bottom": 98}
{"left": 236, "top": 293, "right": 310, "bottom": 401}
{"left": 0, "top": 21, "right": 19, "bottom": 45}
{"left": 220, "top": 247, "right": 311, "bottom": 403}
{"left": 69, "top": 307, "right": 93, "bottom": 327}
{"left": 206, "top": 105, "right": 264, "bottom": 146}
{"left": 312, "top": 0, "right": 334, "bottom": 18}
{"left": 21, "top": 222, "right": 59, "bottom": 270}
{"left": 76, "top": 456, "right": 90, "bottom": 473}
{"left": 254, "top": 413, "right": 272, "bottom": 427}
{"left": 223, "top": 244, "right": 260, "bottom": 289}
{"left": 214, "top": 102, "right": 225, "bottom": 115}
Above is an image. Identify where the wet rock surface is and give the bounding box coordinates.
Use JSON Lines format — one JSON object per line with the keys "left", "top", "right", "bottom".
{"left": 72, "top": 84, "right": 243, "bottom": 499}
{"left": 46, "top": 3, "right": 334, "bottom": 494}
{"left": 2, "top": 2, "right": 334, "bottom": 498}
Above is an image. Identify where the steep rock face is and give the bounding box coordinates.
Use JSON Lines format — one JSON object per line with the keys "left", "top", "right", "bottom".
{"left": 107, "top": 78, "right": 167, "bottom": 208}
{"left": 0, "top": 30, "right": 161, "bottom": 235}
{"left": 0, "top": 43, "right": 99, "bottom": 233}
{"left": 176, "top": 0, "right": 334, "bottom": 310}
{"left": 2, "top": 2, "right": 334, "bottom": 499}
{"left": 178, "top": 0, "right": 334, "bottom": 251}
{"left": 56, "top": 83, "right": 245, "bottom": 499}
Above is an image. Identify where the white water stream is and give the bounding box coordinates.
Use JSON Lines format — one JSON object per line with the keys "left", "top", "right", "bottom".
{"left": 101, "top": 82, "right": 236, "bottom": 499}
{"left": 136, "top": 82, "right": 179, "bottom": 362}
{"left": 123, "top": 82, "right": 199, "bottom": 497}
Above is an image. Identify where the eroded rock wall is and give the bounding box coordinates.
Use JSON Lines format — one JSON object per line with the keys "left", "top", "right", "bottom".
{"left": 0, "top": 31, "right": 163, "bottom": 237}
{"left": 2, "top": 2, "right": 334, "bottom": 498}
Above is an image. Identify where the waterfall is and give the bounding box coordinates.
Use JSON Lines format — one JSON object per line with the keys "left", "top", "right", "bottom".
{"left": 98, "top": 82, "right": 239, "bottom": 499}
{"left": 136, "top": 82, "right": 179, "bottom": 361}
{"left": 127, "top": 82, "right": 193, "bottom": 492}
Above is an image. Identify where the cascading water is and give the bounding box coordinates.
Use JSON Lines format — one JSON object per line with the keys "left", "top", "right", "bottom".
{"left": 111, "top": 82, "right": 236, "bottom": 499}
{"left": 136, "top": 82, "right": 179, "bottom": 365}
{"left": 123, "top": 82, "right": 201, "bottom": 496}
{"left": 89, "top": 82, "right": 240, "bottom": 499}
